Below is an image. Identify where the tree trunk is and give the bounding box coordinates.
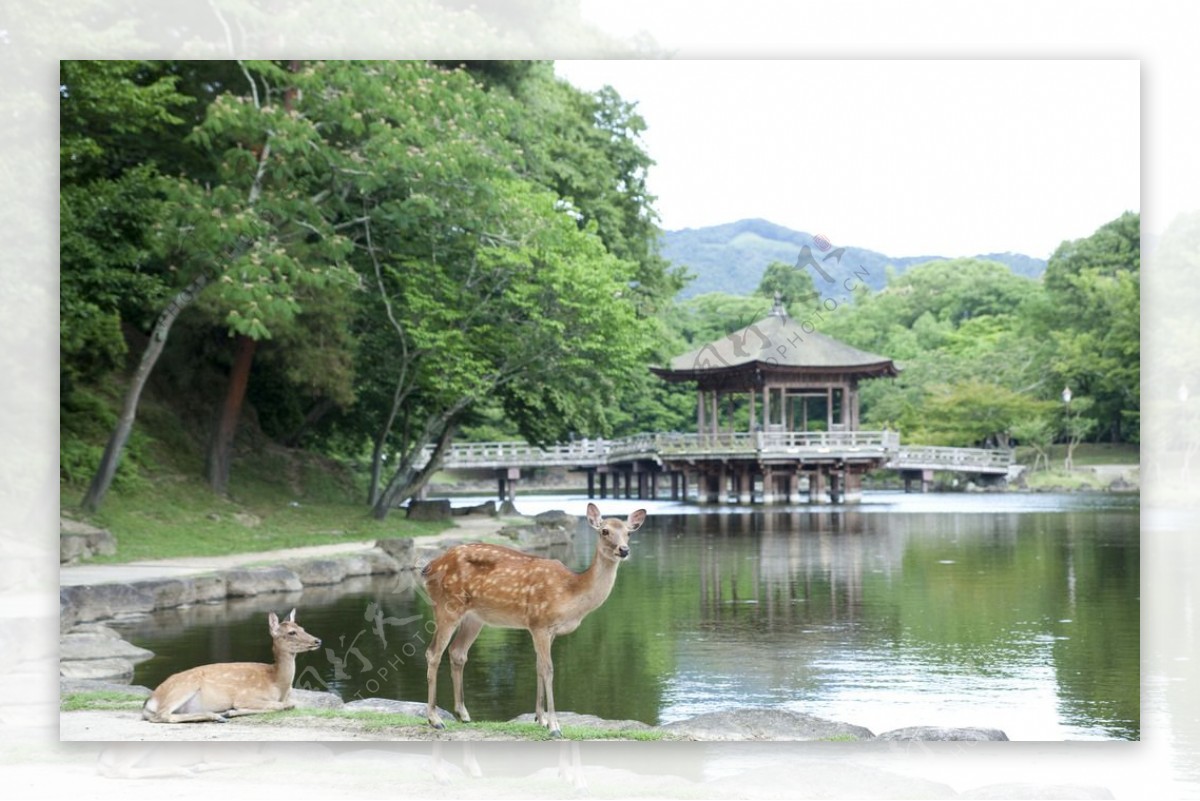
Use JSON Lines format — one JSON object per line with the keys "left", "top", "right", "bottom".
{"left": 372, "top": 415, "right": 460, "bottom": 520}
{"left": 205, "top": 333, "right": 258, "bottom": 495}
{"left": 81, "top": 274, "right": 209, "bottom": 513}
{"left": 282, "top": 397, "right": 335, "bottom": 447}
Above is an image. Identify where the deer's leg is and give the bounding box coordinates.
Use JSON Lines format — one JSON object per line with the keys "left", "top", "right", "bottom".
{"left": 426, "top": 604, "right": 464, "bottom": 730}
{"left": 531, "top": 629, "right": 561, "bottom": 738}
{"left": 448, "top": 614, "right": 484, "bottom": 723}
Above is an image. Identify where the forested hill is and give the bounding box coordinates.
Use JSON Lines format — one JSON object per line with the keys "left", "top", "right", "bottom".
{"left": 661, "top": 218, "right": 1047, "bottom": 298}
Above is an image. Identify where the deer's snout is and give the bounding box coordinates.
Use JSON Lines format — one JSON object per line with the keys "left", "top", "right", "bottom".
{"left": 617, "top": 545, "right": 630, "bottom": 559}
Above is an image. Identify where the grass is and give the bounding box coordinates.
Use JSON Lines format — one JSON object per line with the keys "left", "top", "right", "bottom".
{"left": 61, "top": 690, "right": 147, "bottom": 712}
{"left": 63, "top": 471, "right": 451, "bottom": 563}
{"left": 1013, "top": 442, "right": 1140, "bottom": 467}
{"left": 249, "top": 708, "right": 673, "bottom": 741}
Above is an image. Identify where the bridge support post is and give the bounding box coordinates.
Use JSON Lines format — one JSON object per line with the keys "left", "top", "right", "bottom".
{"left": 505, "top": 467, "right": 519, "bottom": 502}
{"left": 623, "top": 470, "right": 633, "bottom": 499}
{"left": 762, "top": 466, "right": 775, "bottom": 504}
{"left": 828, "top": 471, "right": 841, "bottom": 504}
{"left": 787, "top": 469, "right": 802, "bottom": 504}
{"left": 844, "top": 471, "right": 863, "bottom": 503}
{"left": 809, "top": 469, "right": 828, "bottom": 504}
{"left": 586, "top": 469, "right": 595, "bottom": 499}
{"left": 636, "top": 471, "right": 647, "bottom": 500}
{"left": 599, "top": 470, "right": 608, "bottom": 499}
{"left": 737, "top": 465, "right": 752, "bottom": 504}
{"left": 649, "top": 470, "right": 658, "bottom": 500}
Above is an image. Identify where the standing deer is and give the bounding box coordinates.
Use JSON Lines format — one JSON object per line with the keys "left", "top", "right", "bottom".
{"left": 142, "top": 608, "right": 322, "bottom": 723}
{"left": 422, "top": 502, "right": 646, "bottom": 737}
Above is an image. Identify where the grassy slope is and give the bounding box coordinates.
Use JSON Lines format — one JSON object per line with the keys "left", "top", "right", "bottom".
{"left": 61, "top": 389, "right": 451, "bottom": 563}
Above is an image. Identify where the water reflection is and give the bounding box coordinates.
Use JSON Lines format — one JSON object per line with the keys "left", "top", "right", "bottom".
{"left": 120, "top": 497, "right": 1139, "bottom": 741}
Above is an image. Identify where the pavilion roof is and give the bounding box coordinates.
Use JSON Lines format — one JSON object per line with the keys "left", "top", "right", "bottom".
{"left": 651, "top": 309, "right": 899, "bottom": 382}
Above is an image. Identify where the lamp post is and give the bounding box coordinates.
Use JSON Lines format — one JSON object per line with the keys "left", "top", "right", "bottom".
{"left": 1062, "top": 387, "right": 1073, "bottom": 472}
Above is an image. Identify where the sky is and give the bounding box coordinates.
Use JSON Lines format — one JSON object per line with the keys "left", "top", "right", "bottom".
{"left": 553, "top": 59, "right": 1140, "bottom": 260}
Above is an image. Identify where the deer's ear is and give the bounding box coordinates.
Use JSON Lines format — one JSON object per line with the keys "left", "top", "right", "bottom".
{"left": 287, "top": 608, "right": 297, "bottom": 623}
{"left": 268, "top": 612, "right": 280, "bottom": 632}
{"left": 586, "top": 502, "right": 603, "bottom": 530}
{"left": 627, "top": 509, "right": 647, "bottom": 531}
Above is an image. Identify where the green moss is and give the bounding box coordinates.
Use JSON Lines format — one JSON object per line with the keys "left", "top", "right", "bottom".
{"left": 61, "top": 691, "right": 147, "bottom": 712}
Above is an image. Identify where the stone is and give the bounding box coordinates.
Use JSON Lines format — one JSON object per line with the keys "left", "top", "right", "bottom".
{"left": 451, "top": 500, "right": 498, "bottom": 517}
{"left": 343, "top": 697, "right": 453, "bottom": 723}
{"left": 289, "top": 688, "right": 344, "bottom": 709}
{"left": 661, "top": 707, "right": 875, "bottom": 741}
{"left": 60, "top": 631, "right": 155, "bottom": 663}
{"left": 60, "top": 583, "right": 156, "bottom": 624}
{"left": 375, "top": 538, "right": 417, "bottom": 568}
{"left": 190, "top": 574, "right": 229, "bottom": 603}
{"left": 405, "top": 499, "right": 451, "bottom": 521}
{"left": 533, "top": 509, "right": 577, "bottom": 529}
{"left": 877, "top": 725, "right": 1009, "bottom": 741}
{"left": 508, "top": 711, "right": 652, "bottom": 731}
{"left": 343, "top": 550, "right": 403, "bottom": 576}
{"left": 60, "top": 657, "right": 137, "bottom": 682}
{"left": 513, "top": 525, "right": 570, "bottom": 549}
{"left": 288, "top": 558, "right": 348, "bottom": 586}
{"left": 60, "top": 519, "right": 117, "bottom": 564}
{"left": 221, "top": 567, "right": 303, "bottom": 597}
{"left": 134, "top": 578, "right": 195, "bottom": 610}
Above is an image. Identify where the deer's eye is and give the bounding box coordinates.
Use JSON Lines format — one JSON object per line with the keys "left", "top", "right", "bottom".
{"left": 601, "top": 528, "right": 610, "bottom": 538}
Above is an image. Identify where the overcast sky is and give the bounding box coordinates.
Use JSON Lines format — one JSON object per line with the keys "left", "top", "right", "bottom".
{"left": 554, "top": 59, "right": 1140, "bottom": 260}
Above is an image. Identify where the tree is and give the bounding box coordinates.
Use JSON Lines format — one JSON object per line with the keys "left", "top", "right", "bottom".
{"left": 756, "top": 260, "right": 817, "bottom": 310}
{"left": 62, "top": 61, "right": 197, "bottom": 512}
{"left": 1011, "top": 416, "right": 1055, "bottom": 472}
{"left": 1039, "top": 212, "right": 1140, "bottom": 443}
{"left": 905, "top": 380, "right": 1058, "bottom": 448}
{"left": 1060, "top": 396, "right": 1097, "bottom": 471}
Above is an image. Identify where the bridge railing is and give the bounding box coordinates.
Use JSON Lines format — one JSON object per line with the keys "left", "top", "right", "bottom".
{"left": 426, "top": 431, "right": 1010, "bottom": 473}
{"left": 890, "top": 444, "right": 1014, "bottom": 471}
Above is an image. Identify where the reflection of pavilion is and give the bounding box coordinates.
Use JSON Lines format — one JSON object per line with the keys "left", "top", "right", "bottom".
{"left": 649, "top": 297, "right": 899, "bottom": 504}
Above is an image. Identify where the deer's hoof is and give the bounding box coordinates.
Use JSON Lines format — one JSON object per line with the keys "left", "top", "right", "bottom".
{"left": 549, "top": 728, "right": 563, "bottom": 739}
{"left": 429, "top": 719, "right": 445, "bottom": 730}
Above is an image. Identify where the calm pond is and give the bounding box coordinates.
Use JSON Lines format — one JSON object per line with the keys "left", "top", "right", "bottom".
{"left": 121, "top": 491, "right": 1140, "bottom": 740}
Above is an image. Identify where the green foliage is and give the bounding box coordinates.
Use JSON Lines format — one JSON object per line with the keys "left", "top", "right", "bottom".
{"left": 1039, "top": 212, "right": 1140, "bottom": 442}
{"left": 756, "top": 260, "right": 817, "bottom": 308}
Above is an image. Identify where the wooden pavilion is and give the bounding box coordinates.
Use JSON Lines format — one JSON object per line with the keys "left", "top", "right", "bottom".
{"left": 649, "top": 296, "right": 900, "bottom": 503}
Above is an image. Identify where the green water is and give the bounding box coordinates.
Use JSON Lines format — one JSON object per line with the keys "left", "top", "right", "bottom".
{"left": 122, "top": 491, "right": 1139, "bottom": 740}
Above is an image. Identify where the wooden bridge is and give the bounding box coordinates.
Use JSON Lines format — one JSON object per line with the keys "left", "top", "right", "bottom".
{"left": 421, "top": 431, "right": 1014, "bottom": 505}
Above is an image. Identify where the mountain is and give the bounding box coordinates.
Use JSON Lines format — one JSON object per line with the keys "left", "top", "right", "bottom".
{"left": 660, "top": 218, "right": 1047, "bottom": 298}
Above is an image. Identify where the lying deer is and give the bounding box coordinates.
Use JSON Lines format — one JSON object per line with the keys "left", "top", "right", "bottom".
{"left": 422, "top": 502, "right": 646, "bottom": 737}
{"left": 142, "top": 608, "right": 322, "bottom": 723}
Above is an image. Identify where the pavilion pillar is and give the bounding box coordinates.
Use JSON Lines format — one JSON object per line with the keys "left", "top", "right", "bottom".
{"left": 748, "top": 387, "right": 757, "bottom": 433}
{"left": 697, "top": 388, "right": 706, "bottom": 441}
{"left": 763, "top": 383, "right": 771, "bottom": 432}
{"left": 671, "top": 471, "right": 680, "bottom": 500}
{"left": 711, "top": 391, "right": 720, "bottom": 440}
